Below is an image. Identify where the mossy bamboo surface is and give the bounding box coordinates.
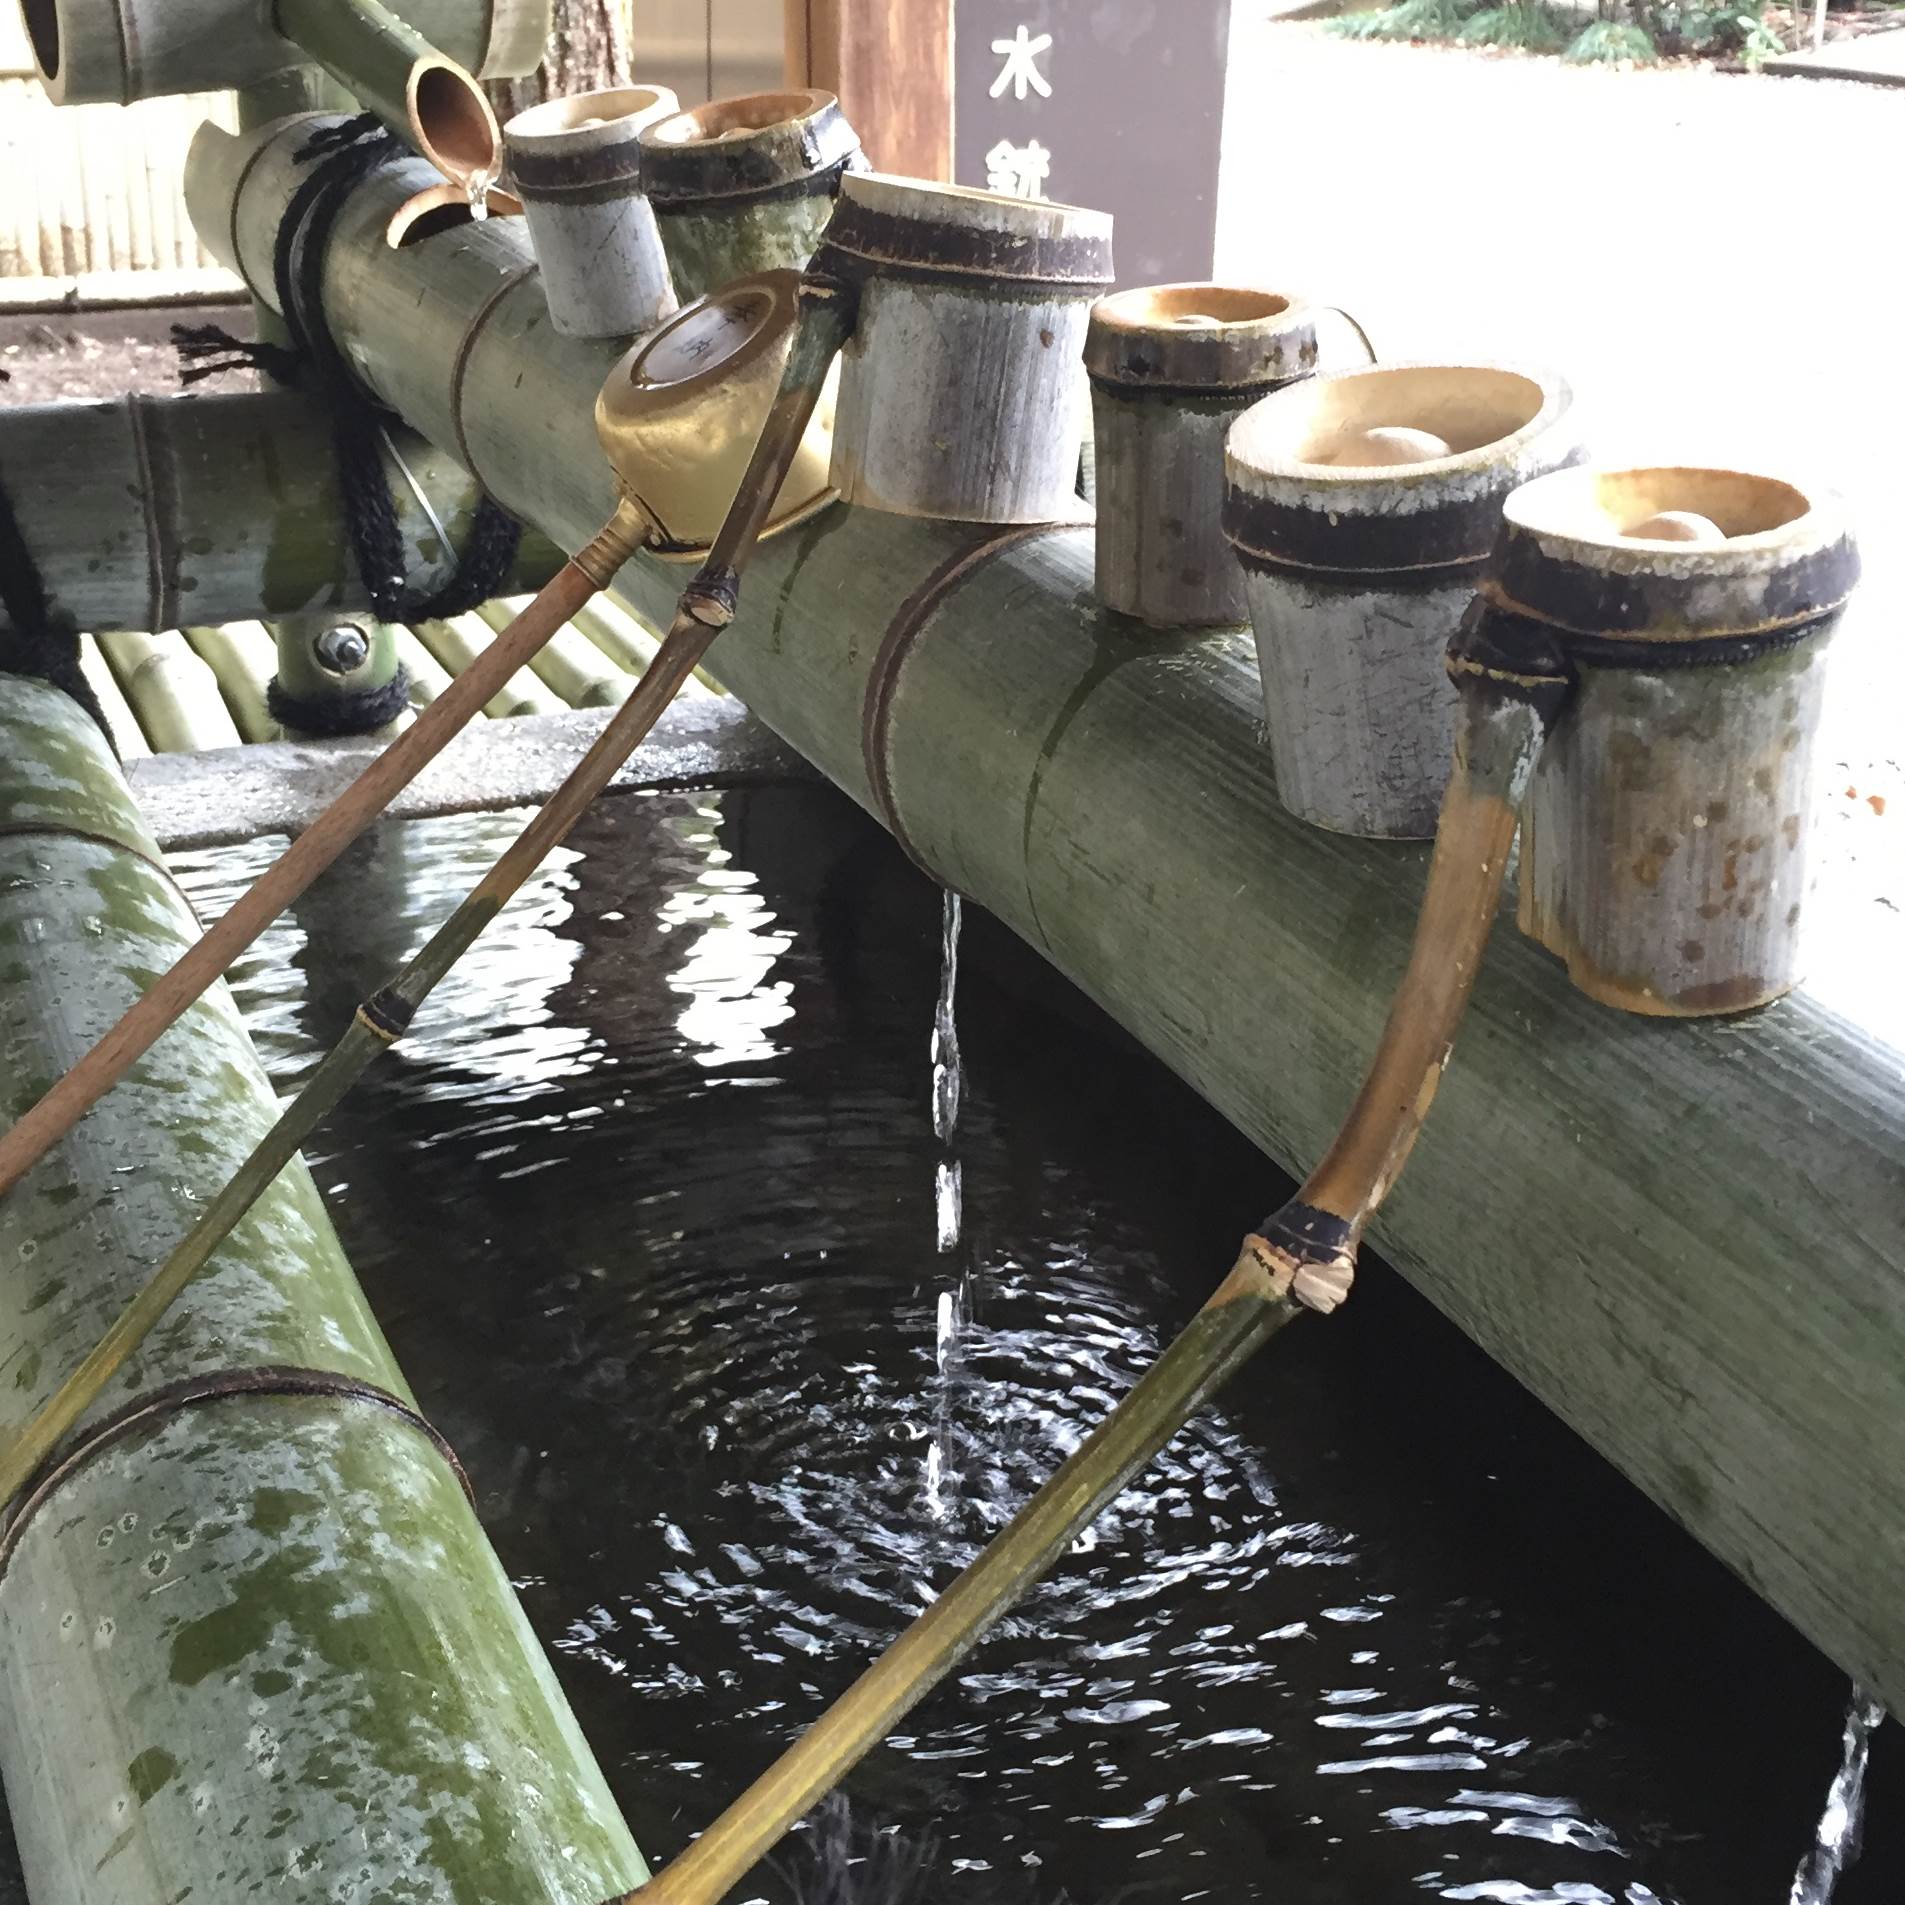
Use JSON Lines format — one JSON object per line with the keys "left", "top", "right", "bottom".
{"left": 95, "top": 630, "right": 243, "bottom": 754}
{"left": 0, "top": 392, "right": 563, "bottom": 634}
{"left": 415, "top": 612, "right": 567, "bottom": 717}
{"left": 0, "top": 678, "right": 645, "bottom": 1905}
{"left": 183, "top": 621, "right": 278, "bottom": 742}
{"left": 184, "top": 107, "right": 1905, "bottom": 1715}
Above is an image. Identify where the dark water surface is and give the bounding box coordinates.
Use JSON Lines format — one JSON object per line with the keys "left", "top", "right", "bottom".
{"left": 173, "top": 782, "right": 1901, "bottom": 1905}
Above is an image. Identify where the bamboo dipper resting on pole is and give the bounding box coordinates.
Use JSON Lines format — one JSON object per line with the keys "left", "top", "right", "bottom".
{"left": 0, "top": 277, "right": 853, "bottom": 1515}
{"left": 606, "top": 465, "right": 1861, "bottom": 1905}
{"left": 0, "top": 245, "right": 844, "bottom": 1207}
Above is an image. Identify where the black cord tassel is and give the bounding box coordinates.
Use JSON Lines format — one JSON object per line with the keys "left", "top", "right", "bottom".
{"left": 174, "top": 110, "right": 523, "bottom": 631}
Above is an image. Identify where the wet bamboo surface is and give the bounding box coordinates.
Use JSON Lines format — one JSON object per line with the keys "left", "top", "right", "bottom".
{"left": 79, "top": 597, "right": 721, "bottom": 755}
{"left": 0, "top": 677, "right": 646, "bottom": 1905}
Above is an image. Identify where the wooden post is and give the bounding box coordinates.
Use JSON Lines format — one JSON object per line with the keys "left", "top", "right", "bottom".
{"left": 1499, "top": 465, "right": 1861, "bottom": 1016}
{"left": 639, "top": 88, "right": 862, "bottom": 303}
{"left": 823, "top": 173, "right": 1112, "bottom": 524}
{"left": 503, "top": 83, "right": 679, "bottom": 338}
{"left": 1087, "top": 284, "right": 1321, "bottom": 629}
{"left": 785, "top": 0, "right": 952, "bottom": 180}
{"left": 1223, "top": 361, "right": 1579, "bottom": 838}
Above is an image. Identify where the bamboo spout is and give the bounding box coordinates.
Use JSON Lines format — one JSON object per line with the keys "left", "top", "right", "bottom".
{"left": 22, "top": 0, "right": 546, "bottom": 109}
{"left": 621, "top": 606, "right": 1577, "bottom": 1905}
{"left": 274, "top": 0, "right": 516, "bottom": 209}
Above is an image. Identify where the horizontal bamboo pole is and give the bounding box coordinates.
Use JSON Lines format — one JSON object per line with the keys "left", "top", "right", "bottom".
{"left": 95, "top": 628, "right": 243, "bottom": 753}
{"left": 76, "top": 636, "right": 149, "bottom": 761}
{"left": 570, "top": 594, "right": 726, "bottom": 696}
{"left": 0, "top": 391, "right": 563, "bottom": 634}
{"left": 476, "top": 595, "right": 631, "bottom": 708}
{"left": 23, "top": 0, "right": 546, "bottom": 106}
{"left": 182, "top": 110, "right": 1905, "bottom": 1719}
{"left": 393, "top": 621, "right": 458, "bottom": 706}
{"left": 0, "top": 677, "right": 645, "bottom": 1905}
{"left": 182, "top": 621, "right": 279, "bottom": 741}
{"left": 415, "top": 612, "right": 567, "bottom": 717}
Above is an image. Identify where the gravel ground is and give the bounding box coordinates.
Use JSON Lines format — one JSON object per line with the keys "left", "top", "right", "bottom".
{"left": 0, "top": 304, "right": 255, "bottom": 405}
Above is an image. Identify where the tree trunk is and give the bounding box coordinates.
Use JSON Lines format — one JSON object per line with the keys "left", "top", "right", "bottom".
{"left": 487, "top": 0, "right": 631, "bottom": 119}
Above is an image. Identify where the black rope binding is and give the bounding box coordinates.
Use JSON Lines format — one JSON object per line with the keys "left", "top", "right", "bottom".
{"left": 265, "top": 663, "right": 412, "bottom": 737}
{"left": 0, "top": 454, "right": 117, "bottom": 754}
{"left": 172, "top": 113, "right": 524, "bottom": 631}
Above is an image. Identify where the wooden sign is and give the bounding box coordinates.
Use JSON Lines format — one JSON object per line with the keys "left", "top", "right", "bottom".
{"left": 952, "top": 0, "right": 1233, "bottom": 288}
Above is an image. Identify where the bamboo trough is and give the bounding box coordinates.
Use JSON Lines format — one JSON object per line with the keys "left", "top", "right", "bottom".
{"left": 0, "top": 677, "right": 648, "bottom": 1905}
{"left": 177, "top": 111, "right": 1905, "bottom": 1724}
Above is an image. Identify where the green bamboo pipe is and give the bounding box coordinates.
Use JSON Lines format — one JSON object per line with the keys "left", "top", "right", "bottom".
{"left": 475, "top": 596, "right": 631, "bottom": 709}
{"left": 274, "top": 0, "right": 510, "bottom": 201}
{"left": 21, "top": 0, "right": 545, "bottom": 106}
{"left": 0, "top": 676, "right": 643, "bottom": 1905}
{"left": 183, "top": 622, "right": 279, "bottom": 742}
{"left": 623, "top": 610, "right": 1572, "bottom": 1905}
{"left": 0, "top": 288, "right": 852, "bottom": 1518}
{"left": 0, "top": 393, "right": 564, "bottom": 634}
{"left": 94, "top": 630, "right": 243, "bottom": 754}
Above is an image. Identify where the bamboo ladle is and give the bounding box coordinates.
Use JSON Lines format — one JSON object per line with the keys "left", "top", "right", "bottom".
{"left": 0, "top": 270, "right": 837, "bottom": 1206}
{"left": 0, "top": 277, "right": 854, "bottom": 1511}
{"left": 614, "top": 466, "right": 1862, "bottom": 1905}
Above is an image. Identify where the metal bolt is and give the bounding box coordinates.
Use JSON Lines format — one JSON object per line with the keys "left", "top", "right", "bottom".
{"left": 314, "top": 624, "right": 371, "bottom": 675}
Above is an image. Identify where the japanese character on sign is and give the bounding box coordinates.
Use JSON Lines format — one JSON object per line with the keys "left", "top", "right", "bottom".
{"left": 985, "top": 138, "right": 1052, "bottom": 200}
{"left": 990, "top": 23, "right": 1054, "bottom": 100}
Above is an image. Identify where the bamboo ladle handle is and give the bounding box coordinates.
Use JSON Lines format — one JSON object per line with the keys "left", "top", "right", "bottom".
{"left": 0, "top": 282, "right": 857, "bottom": 1513}
{"left": 0, "top": 505, "right": 646, "bottom": 1205}
{"left": 619, "top": 599, "right": 1576, "bottom": 1905}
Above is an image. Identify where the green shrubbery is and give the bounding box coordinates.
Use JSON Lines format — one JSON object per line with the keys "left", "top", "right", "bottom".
{"left": 1326, "top": 0, "right": 1789, "bottom": 62}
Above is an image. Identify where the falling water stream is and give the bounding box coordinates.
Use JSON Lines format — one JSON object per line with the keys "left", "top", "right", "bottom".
{"left": 161, "top": 782, "right": 1904, "bottom": 1905}
{"left": 1789, "top": 1687, "right": 1887, "bottom": 1905}
{"left": 926, "top": 889, "right": 967, "bottom": 1520}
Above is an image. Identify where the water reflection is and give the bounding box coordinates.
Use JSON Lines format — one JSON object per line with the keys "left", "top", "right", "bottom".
{"left": 172, "top": 784, "right": 1900, "bottom": 1905}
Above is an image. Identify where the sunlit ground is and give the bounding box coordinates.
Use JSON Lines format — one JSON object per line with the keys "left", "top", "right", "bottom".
{"left": 1218, "top": 16, "right": 1902, "bottom": 1041}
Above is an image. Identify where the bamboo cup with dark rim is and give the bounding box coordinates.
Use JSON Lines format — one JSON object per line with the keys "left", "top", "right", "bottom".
{"left": 638, "top": 89, "right": 863, "bottom": 303}
{"left": 503, "top": 83, "right": 680, "bottom": 338}
{"left": 1492, "top": 466, "right": 1860, "bottom": 1016}
{"left": 1087, "top": 283, "right": 1325, "bottom": 628}
{"left": 595, "top": 269, "right": 840, "bottom": 556}
{"left": 1223, "top": 362, "right": 1580, "bottom": 838}
{"left": 821, "top": 173, "right": 1114, "bottom": 524}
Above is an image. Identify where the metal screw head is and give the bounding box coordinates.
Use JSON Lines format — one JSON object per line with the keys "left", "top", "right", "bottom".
{"left": 314, "top": 624, "right": 371, "bottom": 675}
